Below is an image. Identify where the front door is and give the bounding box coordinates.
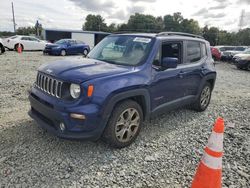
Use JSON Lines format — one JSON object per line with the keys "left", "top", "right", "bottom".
{"left": 150, "top": 41, "right": 186, "bottom": 111}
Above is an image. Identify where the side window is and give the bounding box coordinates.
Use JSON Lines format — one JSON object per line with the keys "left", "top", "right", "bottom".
{"left": 21, "top": 37, "right": 29, "bottom": 41}
{"left": 201, "top": 43, "right": 207, "bottom": 58}
{"left": 186, "top": 41, "right": 201, "bottom": 63}
{"left": 153, "top": 42, "right": 182, "bottom": 66}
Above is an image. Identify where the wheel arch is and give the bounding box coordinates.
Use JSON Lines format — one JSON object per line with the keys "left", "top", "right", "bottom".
{"left": 102, "top": 88, "right": 151, "bottom": 122}
{"left": 14, "top": 43, "right": 24, "bottom": 50}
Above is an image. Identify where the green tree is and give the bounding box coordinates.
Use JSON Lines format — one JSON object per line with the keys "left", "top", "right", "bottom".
{"left": 107, "top": 23, "right": 117, "bottom": 33}
{"left": 16, "top": 26, "right": 36, "bottom": 35}
{"left": 163, "top": 12, "right": 183, "bottom": 31}
{"left": 181, "top": 19, "right": 201, "bottom": 34}
{"left": 125, "top": 13, "right": 163, "bottom": 32}
{"left": 83, "top": 14, "right": 108, "bottom": 31}
{"left": 202, "top": 26, "right": 220, "bottom": 46}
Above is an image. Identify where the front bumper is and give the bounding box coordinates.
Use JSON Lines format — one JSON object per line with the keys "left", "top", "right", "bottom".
{"left": 43, "top": 48, "right": 61, "bottom": 55}
{"left": 28, "top": 87, "right": 106, "bottom": 140}
{"left": 235, "top": 60, "right": 249, "bottom": 69}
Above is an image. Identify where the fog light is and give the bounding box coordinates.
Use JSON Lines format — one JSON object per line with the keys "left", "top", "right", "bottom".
{"left": 70, "top": 113, "right": 86, "bottom": 120}
{"left": 59, "top": 122, "right": 66, "bottom": 131}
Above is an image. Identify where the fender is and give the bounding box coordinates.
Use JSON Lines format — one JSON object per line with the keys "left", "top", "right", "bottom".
{"left": 101, "top": 88, "right": 151, "bottom": 121}
{"left": 195, "top": 72, "right": 217, "bottom": 100}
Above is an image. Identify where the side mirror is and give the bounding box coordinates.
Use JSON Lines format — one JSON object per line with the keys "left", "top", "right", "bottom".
{"left": 161, "top": 57, "right": 178, "bottom": 69}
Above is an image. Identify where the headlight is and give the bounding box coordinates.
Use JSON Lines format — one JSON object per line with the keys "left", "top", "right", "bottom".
{"left": 70, "top": 84, "right": 81, "bottom": 99}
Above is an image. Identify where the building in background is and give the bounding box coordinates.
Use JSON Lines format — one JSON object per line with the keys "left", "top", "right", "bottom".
{"left": 42, "top": 29, "right": 110, "bottom": 48}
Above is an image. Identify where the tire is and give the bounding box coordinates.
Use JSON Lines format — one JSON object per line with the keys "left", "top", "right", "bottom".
{"left": 102, "top": 100, "right": 143, "bottom": 148}
{"left": 83, "top": 49, "right": 88, "bottom": 56}
{"left": 247, "top": 63, "right": 250, "bottom": 71}
{"left": 0, "top": 46, "right": 4, "bottom": 55}
{"left": 191, "top": 82, "right": 212, "bottom": 112}
{"left": 14, "top": 43, "right": 23, "bottom": 51}
{"left": 60, "top": 49, "right": 66, "bottom": 56}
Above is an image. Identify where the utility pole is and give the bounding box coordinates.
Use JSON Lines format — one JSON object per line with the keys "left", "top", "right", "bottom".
{"left": 11, "top": 2, "right": 16, "bottom": 33}
{"left": 239, "top": 9, "right": 245, "bottom": 31}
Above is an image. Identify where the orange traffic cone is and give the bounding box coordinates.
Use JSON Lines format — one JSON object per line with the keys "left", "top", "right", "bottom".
{"left": 17, "top": 43, "right": 22, "bottom": 53}
{"left": 191, "top": 117, "right": 225, "bottom": 188}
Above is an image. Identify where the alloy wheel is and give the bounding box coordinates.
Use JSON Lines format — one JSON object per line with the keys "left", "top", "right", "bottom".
{"left": 200, "top": 86, "right": 211, "bottom": 108}
{"left": 115, "top": 108, "right": 140, "bottom": 143}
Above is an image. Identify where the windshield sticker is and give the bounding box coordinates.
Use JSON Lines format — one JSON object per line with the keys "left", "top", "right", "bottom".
{"left": 133, "top": 37, "right": 151, "bottom": 43}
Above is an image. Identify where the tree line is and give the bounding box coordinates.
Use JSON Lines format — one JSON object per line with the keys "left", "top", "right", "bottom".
{"left": 1, "top": 12, "right": 249, "bottom": 46}
{"left": 84, "top": 12, "right": 250, "bottom": 46}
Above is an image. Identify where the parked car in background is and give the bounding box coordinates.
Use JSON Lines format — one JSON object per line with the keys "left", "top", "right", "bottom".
{"left": 222, "top": 46, "right": 249, "bottom": 61}
{"left": 211, "top": 46, "right": 221, "bottom": 61}
{"left": 28, "top": 32, "right": 216, "bottom": 148}
{"left": 0, "top": 38, "right": 5, "bottom": 54}
{"left": 214, "top": 46, "right": 235, "bottom": 61}
{"left": 3, "top": 35, "right": 49, "bottom": 51}
{"left": 43, "top": 39, "right": 90, "bottom": 56}
{"left": 233, "top": 49, "right": 250, "bottom": 70}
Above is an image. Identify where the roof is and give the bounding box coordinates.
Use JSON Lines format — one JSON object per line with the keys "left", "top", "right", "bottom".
{"left": 113, "top": 32, "right": 206, "bottom": 42}
{"left": 43, "top": 28, "right": 110, "bottom": 35}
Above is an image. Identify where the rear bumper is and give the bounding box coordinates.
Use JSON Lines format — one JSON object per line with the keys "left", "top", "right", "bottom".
{"left": 28, "top": 88, "right": 106, "bottom": 140}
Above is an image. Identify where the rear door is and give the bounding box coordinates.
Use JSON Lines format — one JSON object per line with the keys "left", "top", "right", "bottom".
{"left": 20, "top": 37, "right": 32, "bottom": 50}
{"left": 67, "top": 40, "right": 77, "bottom": 54}
{"left": 179, "top": 40, "right": 208, "bottom": 97}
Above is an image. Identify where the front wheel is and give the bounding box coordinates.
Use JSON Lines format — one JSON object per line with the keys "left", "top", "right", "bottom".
{"left": 102, "top": 100, "right": 143, "bottom": 148}
{"left": 191, "top": 82, "right": 212, "bottom": 112}
{"left": 60, "top": 49, "right": 66, "bottom": 56}
{"left": 0, "top": 46, "right": 4, "bottom": 54}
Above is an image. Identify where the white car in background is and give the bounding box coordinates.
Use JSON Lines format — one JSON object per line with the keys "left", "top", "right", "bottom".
{"left": 3, "top": 35, "right": 49, "bottom": 51}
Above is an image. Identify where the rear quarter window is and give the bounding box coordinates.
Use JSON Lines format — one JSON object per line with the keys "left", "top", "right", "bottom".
{"left": 186, "top": 41, "right": 201, "bottom": 63}
{"left": 186, "top": 41, "right": 207, "bottom": 63}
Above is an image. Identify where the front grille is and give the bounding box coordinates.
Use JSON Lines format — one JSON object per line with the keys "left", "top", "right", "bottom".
{"left": 35, "top": 72, "right": 63, "bottom": 98}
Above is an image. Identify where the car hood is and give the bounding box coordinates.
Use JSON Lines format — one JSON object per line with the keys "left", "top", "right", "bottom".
{"left": 234, "top": 53, "right": 250, "bottom": 58}
{"left": 38, "top": 57, "right": 133, "bottom": 83}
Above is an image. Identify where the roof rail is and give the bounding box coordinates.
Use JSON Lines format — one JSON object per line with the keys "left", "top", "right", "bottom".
{"left": 157, "top": 32, "right": 204, "bottom": 39}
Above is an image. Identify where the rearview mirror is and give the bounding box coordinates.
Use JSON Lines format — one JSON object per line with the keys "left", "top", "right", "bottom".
{"left": 161, "top": 57, "right": 178, "bottom": 69}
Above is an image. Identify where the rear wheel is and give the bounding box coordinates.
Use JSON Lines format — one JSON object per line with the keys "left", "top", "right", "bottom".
{"left": 83, "top": 49, "right": 88, "bottom": 56}
{"left": 60, "top": 49, "right": 66, "bottom": 56}
{"left": 102, "top": 100, "right": 143, "bottom": 148}
{"left": 191, "top": 82, "right": 212, "bottom": 112}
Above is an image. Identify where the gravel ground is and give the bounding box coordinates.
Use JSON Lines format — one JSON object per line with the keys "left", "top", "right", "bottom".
{"left": 0, "top": 51, "right": 249, "bottom": 188}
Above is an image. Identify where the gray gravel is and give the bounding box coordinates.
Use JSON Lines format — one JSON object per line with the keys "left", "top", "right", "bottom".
{"left": 0, "top": 51, "right": 249, "bottom": 188}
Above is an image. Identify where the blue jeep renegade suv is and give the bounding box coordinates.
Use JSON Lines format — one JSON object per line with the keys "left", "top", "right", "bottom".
{"left": 28, "top": 32, "right": 216, "bottom": 148}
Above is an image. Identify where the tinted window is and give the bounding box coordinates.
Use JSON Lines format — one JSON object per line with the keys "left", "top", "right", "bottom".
{"left": 225, "top": 47, "right": 235, "bottom": 51}
{"left": 235, "top": 47, "right": 246, "bottom": 51}
{"left": 201, "top": 43, "right": 207, "bottom": 57}
{"left": 153, "top": 42, "right": 181, "bottom": 66}
{"left": 21, "top": 37, "right": 29, "bottom": 41}
{"left": 29, "top": 37, "right": 39, "bottom": 42}
{"left": 187, "top": 41, "right": 201, "bottom": 63}
{"left": 162, "top": 42, "right": 182, "bottom": 63}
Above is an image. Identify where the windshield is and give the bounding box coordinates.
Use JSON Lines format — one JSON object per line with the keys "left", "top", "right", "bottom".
{"left": 243, "top": 49, "right": 250, "bottom": 54}
{"left": 87, "top": 35, "right": 154, "bottom": 66}
{"left": 55, "top": 39, "right": 67, "bottom": 44}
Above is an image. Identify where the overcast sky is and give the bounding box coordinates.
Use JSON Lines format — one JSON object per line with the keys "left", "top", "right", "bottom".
{"left": 0, "top": 0, "right": 250, "bottom": 32}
